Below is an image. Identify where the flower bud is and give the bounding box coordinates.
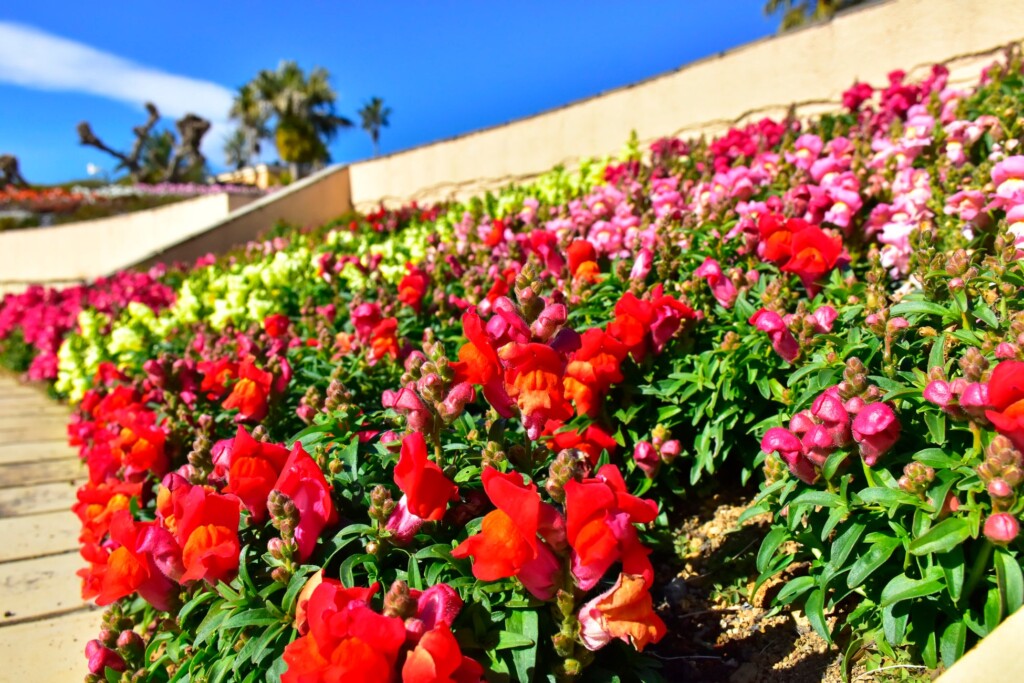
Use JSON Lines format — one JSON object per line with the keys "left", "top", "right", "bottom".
{"left": 984, "top": 513, "right": 1020, "bottom": 545}
{"left": 116, "top": 630, "right": 144, "bottom": 662}
{"left": 267, "top": 537, "right": 286, "bottom": 560}
{"left": 85, "top": 640, "right": 126, "bottom": 675}
{"left": 530, "top": 303, "right": 568, "bottom": 341}
{"left": 996, "top": 342, "right": 1019, "bottom": 360}
{"left": 369, "top": 485, "right": 396, "bottom": 523}
{"left": 958, "top": 347, "right": 989, "bottom": 382}
{"left": 383, "top": 580, "right": 417, "bottom": 619}
{"left": 923, "top": 380, "right": 954, "bottom": 409}
{"left": 898, "top": 462, "right": 935, "bottom": 496}
{"left": 651, "top": 424, "right": 670, "bottom": 449}
{"left": 660, "top": 439, "right": 682, "bottom": 464}
{"left": 633, "top": 441, "right": 661, "bottom": 479}
{"left": 988, "top": 478, "right": 1014, "bottom": 500}
{"left": 546, "top": 449, "right": 588, "bottom": 503}
{"left": 417, "top": 373, "right": 444, "bottom": 403}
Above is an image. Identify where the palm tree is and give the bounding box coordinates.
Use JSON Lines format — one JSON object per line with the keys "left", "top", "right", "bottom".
{"left": 228, "top": 83, "right": 270, "bottom": 161}
{"left": 224, "top": 128, "right": 253, "bottom": 171}
{"left": 358, "top": 97, "right": 392, "bottom": 157}
{"left": 763, "top": 0, "right": 866, "bottom": 31}
{"left": 229, "top": 61, "right": 352, "bottom": 180}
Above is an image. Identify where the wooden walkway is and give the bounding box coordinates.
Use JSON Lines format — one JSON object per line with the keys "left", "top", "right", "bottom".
{"left": 0, "top": 373, "right": 97, "bottom": 680}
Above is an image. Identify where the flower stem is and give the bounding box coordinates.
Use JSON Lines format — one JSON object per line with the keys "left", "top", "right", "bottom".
{"left": 963, "top": 539, "right": 994, "bottom": 607}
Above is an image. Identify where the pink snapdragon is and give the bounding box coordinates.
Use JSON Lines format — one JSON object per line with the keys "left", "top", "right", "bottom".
{"left": 694, "top": 258, "right": 738, "bottom": 308}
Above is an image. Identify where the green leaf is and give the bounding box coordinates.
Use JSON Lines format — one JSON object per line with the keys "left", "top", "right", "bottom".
{"left": 984, "top": 585, "right": 1002, "bottom": 633}
{"left": 912, "top": 448, "right": 959, "bottom": 468}
{"left": 940, "top": 621, "right": 967, "bottom": 668}
{"left": 908, "top": 517, "right": 971, "bottom": 556}
{"left": 995, "top": 548, "right": 1024, "bottom": 616}
{"left": 856, "top": 487, "right": 920, "bottom": 508}
{"left": 407, "top": 554, "right": 423, "bottom": 591}
{"left": 757, "top": 528, "right": 789, "bottom": 574}
{"left": 221, "top": 608, "right": 281, "bottom": 629}
{"left": 776, "top": 576, "right": 815, "bottom": 605}
{"left": 338, "top": 436, "right": 359, "bottom": 479}
{"left": 928, "top": 333, "right": 947, "bottom": 372}
{"left": 939, "top": 546, "right": 965, "bottom": 603}
{"left": 848, "top": 536, "right": 901, "bottom": 588}
{"left": 805, "top": 589, "right": 831, "bottom": 643}
{"left": 890, "top": 301, "right": 955, "bottom": 321}
{"left": 789, "top": 490, "right": 844, "bottom": 509}
{"left": 494, "top": 631, "right": 535, "bottom": 650}
{"left": 282, "top": 565, "right": 318, "bottom": 615}
{"left": 506, "top": 609, "right": 539, "bottom": 682}
{"left": 880, "top": 569, "right": 944, "bottom": 607}
{"left": 830, "top": 522, "right": 865, "bottom": 570}
{"left": 882, "top": 603, "right": 909, "bottom": 647}
{"left": 973, "top": 305, "right": 998, "bottom": 329}
{"left": 924, "top": 411, "right": 947, "bottom": 445}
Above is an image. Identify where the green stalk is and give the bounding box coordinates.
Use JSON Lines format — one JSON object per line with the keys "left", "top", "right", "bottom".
{"left": 963, "top": 539, "right": 994, "bottom": 606}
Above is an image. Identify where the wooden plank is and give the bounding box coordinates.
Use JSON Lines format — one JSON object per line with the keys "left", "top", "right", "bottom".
{"left": 0, "top": 415, "right": 67, "bottom": 431}
{"left": 0, "top": 608, "right": 99, "bottom": 682}
{"left": 0, "top": 424, "right": 69, "bottom": 444}
{"left": 0, "top": 440, "right": 77, "bottom": 466}
{"left": 0, "top": 552, "right": 88, "bottom": 624}
{"left": 0, "top": 388, "right": 51, "bottom": 402}
{"left": 0, "top": 511, "right": 79, "bottom": 562}
{"left": 0, "top": 482, "right": 81, "bottom": 518}
{"left": 0, "top": 406, "right": 67, "bottom": 421}
{"left": 0, "top": 460, "right": 82, "bottom": 488}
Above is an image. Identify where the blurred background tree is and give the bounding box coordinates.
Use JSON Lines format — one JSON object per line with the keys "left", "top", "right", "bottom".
{"left": 764, "top": 0, "right": 868, "bottom": 30}
{"left": 358, "top": 97, "right": 392, "bottom": 157}
{"left": 229, "top": 61, "right": 352, "bottom": 179}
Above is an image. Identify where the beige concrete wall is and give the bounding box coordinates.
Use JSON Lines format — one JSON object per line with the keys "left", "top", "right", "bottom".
{"left": 135, "top": 165, "right": 351, "bottom": 268}
{"left": 347, "top": 0, "right": 1024, "bottom": 210}
{"left": 0, "top": 166, "right": 351, "bottom": 293}
{"left": 0, "top": 193, "right": 255, "bottom": 286}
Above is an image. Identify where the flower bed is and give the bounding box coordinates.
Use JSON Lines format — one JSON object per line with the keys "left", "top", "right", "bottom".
{"left": 4, "top": 51, "right": 1024, "bottom": 682}
{"left": 0, "top": 182, "right": 264, "bottom": 230}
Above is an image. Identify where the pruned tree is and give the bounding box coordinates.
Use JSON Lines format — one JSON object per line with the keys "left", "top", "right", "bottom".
{"left": 0, "top": 154, "right": 28, "bottom": 187}
{"left": 77, "top": 103, "right": 212, "bottom": 182}
{"left": 165, "top": 114, "right": 211, "bottom": 182}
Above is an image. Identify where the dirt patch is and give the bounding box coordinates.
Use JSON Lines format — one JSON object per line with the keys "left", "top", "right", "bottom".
{"left": 649, "top": 491, "right": 846, "bottom": 683}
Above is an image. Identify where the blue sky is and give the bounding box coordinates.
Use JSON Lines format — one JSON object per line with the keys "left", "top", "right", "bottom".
{"left": 0, "top": 2, "right": 778, "bottom": 184}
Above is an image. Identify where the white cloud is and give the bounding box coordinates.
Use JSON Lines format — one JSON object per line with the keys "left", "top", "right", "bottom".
{"left": 0, "top": 21, "right": 236, "bottom": 163}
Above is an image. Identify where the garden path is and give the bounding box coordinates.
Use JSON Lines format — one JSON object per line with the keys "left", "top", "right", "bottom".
{"left": 0, "top": 373, "right": 97, "bottom": 680}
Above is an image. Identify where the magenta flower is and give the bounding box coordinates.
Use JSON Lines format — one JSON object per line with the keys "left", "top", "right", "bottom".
{"left": 750, "top": 309, "right": 799, "bottom": 363}
{"left": 761, "top": 427, "right": 817, "bottom": 484}
{"left": 694, "top": 258, "right": 738, "bottom": 309}
{"left": 632, "top": 441, "right": 660, "bottom": 479}
{"left": 852, "top": 403, "right": 901, "bottom": 465}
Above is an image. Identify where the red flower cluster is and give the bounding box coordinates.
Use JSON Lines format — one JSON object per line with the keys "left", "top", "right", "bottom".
{"left": 79, "top": 479, "right": 241, "bottom": 611}
{"left": 398, "top": 263, "right": 431, "bottom": 313}
{"left": 350, "top": 302, "right": 402, "bottom": 365}
{"left": 450, "top": 288, "right": 694, "bottom": 441}
{"left": 757, "top": 214, "right": 844, "bottom": 297}
{"left": 199, "top": 354, "right": 288, "bottom": 422}
{"left": 452, "top": 463, "right": 661, "bottom": 618}
{"left": 70, "top": 383, "right": 170, "bottom": 485}
{"left": 282, "top": 579, "right": 483, "bottom": 683}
